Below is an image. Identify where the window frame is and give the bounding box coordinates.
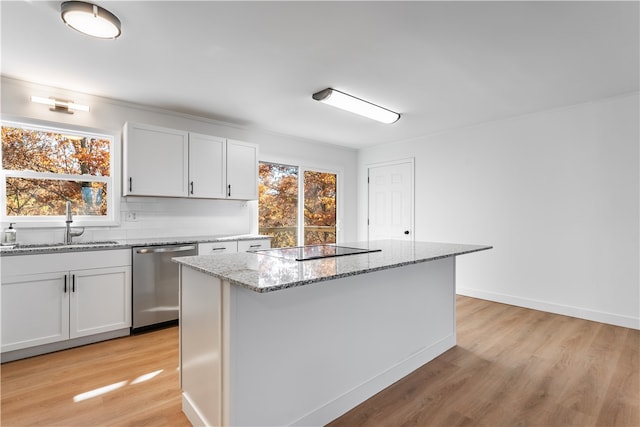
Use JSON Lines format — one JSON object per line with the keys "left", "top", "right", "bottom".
{"left": 1, "top": 119, "right": 120, "bottom": 227}
{"left": 299, "top": 166, "right": 339, "bottom": 246}
{"left": 258, "top": 159, "right": 342, "bottom": 247}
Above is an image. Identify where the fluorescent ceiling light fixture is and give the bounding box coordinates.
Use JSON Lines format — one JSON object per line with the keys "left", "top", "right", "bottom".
{"left": 312, "top": 88, "right": 400, "bottom": 124}
{"left": 30, "top": 96, "right": 90, "bottom": 114}
{"left": 61, "top": 1, "right": 121, "bottom": 39}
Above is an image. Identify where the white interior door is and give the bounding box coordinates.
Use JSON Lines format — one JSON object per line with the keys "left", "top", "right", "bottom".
{"left": 368, "top": 159, "right": 414, "bottom": 241}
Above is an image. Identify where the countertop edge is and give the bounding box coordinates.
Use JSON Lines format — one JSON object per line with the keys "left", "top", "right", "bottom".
{"left": 175, "top": 244, "right": 493, "bottom": 293}
{"left": 0, "top": 235, "right": 270, "bottom": 256}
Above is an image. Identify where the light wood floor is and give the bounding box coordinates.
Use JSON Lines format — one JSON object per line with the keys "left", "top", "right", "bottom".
{"left": 1, "top": 296, "right": 638, "bottom": 426}
{"left": 1, "top": 326, "right": 190, "bottom": 427}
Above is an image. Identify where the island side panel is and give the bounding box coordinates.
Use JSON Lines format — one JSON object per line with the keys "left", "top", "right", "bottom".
{"left": 226, "top": 256, "right": 456, "bottom": 427}
{"left": 179, "top": 265, "right": 223, "bottom": 427}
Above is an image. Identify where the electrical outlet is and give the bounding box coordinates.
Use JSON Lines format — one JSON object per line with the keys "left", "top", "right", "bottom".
{"left": 125, "top": 212, "right": 137, "bottom": 222}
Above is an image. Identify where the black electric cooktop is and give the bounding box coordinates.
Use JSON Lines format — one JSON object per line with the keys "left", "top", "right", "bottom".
{"left": 251, "top": 244, "right": 381, "bottom": 261}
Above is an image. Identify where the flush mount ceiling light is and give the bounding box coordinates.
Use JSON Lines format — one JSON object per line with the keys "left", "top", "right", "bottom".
{"left": 30, "top": 96, "right": 90, "bottom": 114}
{"left": 312, "top": 88, "right": 400, "bottom": 124}
{"left": 61, "top": 1, "right": 121, "bottom": 39}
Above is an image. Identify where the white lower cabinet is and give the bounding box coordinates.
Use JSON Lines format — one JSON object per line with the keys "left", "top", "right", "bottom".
{"left": 198, "top": 239, "right": 270, "bottom": 255}
{"left": 238, "top": 239, "right": 271, "bottom": 252}
{"left": 1, "top": 250, "right": 131, "bottom": 355}
{"left": 198, "top": 241, "right": 237, "bottom": 255}
{"left": 1, "top": 272, "right": 69, "bottom": 351}
{"left": 70, "top": 266, "right": 131, "bottom": 339}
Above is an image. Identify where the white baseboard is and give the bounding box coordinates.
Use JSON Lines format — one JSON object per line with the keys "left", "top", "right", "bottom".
{"left": 457, "top": 287, "right": 639, "bottom": 330}
{"left": 1, "top": 328, "right": 130, "bottom": 363}
{"left": 182, "top": 393, "right": 210, "bottom": 427}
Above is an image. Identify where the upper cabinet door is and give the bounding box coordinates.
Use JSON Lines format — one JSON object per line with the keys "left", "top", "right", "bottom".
{"left": 189, "top": 133, "right": 226, "bottom": 199}
{"left": 226, "top": 139, "right": 258, "bottom": 200}
{"left": 123, "top": 122, "right": 189, "bottom": 197}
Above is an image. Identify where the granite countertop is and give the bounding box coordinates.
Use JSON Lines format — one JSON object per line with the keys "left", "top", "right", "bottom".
{"left": 173, "top": 240, "right": 492, "bottom": 293}
{"left": 0, "top": 234, "right": 269, "bottom": 256}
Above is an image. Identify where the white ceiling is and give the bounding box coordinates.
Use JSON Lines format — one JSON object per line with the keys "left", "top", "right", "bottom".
{"left": 1, "top": 1, "right": 638, "bottom": 149}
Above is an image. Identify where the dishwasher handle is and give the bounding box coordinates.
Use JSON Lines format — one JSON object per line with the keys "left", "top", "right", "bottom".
{"left": 135, "top": 245, "right": 196, "bottom": 254}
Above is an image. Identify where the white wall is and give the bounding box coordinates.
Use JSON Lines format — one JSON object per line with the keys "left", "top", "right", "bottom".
{"left": 1, "top": 77, "right": 358, "bottom": 244}
{"left": 358, "top": 93, "right": 639, "bottom": 329}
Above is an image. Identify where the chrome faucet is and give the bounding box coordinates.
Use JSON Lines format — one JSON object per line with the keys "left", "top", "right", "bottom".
{"left": 64, "top": 201, "right": 85, "bottom": 244}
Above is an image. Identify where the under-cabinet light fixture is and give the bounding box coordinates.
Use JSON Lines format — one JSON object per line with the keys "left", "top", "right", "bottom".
{"left": 61, "top": 1, "right": 121, "bottom": 39}
{"left": 30, "top": 96, "right": 90, "bottom": 114}
{"left": 312, "top": 88, "right": 400, "bottom": 124}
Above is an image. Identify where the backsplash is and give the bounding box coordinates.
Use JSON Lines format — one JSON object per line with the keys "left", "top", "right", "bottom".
{"left": 8, "top": 196, "right": 255, "bottom": 245}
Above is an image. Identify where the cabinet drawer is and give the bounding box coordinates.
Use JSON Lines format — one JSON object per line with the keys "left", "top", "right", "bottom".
{"left": 198, "top": 241, "right": 237, "bottom": 255}
{"left": 238, "top": 239, "right": 270, "bottom": 252}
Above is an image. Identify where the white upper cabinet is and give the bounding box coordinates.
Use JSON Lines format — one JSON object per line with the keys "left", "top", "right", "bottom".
{"left": 123, "top": 122, "right": 189, "bottom": 197}
{"left": 124, "top": 123, "right": 258, "bottom": 200}
{"left": 227, "top": 139, "right": 258, "bottom": 200}
{"left": 189, "top": 133, "right": 226, "bottom": 199}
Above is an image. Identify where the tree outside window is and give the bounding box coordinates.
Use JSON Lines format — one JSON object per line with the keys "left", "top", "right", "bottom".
{"left": 259, "top": 163, "right": 298, "bottom": 248}
{"left": 1, "top": 123, "right": 113, "bottom": 222}
{"left": 303, "top": 170, "right": 336, "bottom": 246}
{"left": 259, "top": 162, "right": 337, "bottom": 248}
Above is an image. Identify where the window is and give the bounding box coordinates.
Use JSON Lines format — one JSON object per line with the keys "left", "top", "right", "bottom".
{"left": 1, "top": 121, "right": 117, "bottom": 225}
{"left": 259, "top": 162, "right": 338, "bottom": 248}
{"left": 303, "top": 170, "right": 337, "bottom": 246}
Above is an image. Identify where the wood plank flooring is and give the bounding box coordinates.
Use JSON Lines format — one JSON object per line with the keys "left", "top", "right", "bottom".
{"left": 1, "top": 296, "right": 638, "bottom": 426}
{"left": 330, "top": 297, "right": 639, "bottom": 427}
{"left": 1, "top": 326, "right": 189, "bottom": 427}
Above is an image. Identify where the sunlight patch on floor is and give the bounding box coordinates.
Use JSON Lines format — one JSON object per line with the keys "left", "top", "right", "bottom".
{"left": 131, "top": 369, "right": 163, "bottom": 385}
{"left": 73, "top": 369, "right": 165, "bottom": 402}
{"left": 73, "top": 380, "right": 127, "bottom": 402}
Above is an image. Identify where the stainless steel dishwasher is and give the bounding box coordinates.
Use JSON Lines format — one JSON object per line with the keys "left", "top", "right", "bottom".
{"left": 132, "top": 244, "right": 197, "bottom": 332}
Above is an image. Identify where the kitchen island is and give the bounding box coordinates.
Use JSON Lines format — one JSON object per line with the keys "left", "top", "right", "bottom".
{"left": 174, "top": 240, "right": 491, "bottom": 427}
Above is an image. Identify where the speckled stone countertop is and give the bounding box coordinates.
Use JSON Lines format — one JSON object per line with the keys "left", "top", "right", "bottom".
{"left": 0, "top": 234, "right": 269, "bottom": 256}
{"left": 173, "top": 240, "right": 492, "bottom": 293}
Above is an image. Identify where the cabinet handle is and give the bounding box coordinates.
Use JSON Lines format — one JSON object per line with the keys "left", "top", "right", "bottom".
{"left": 72, "top": 274, "right": 76, "bottom": 292}
{"left": 136, "top": 245, "right": 196, "bottom": 254}
{"left": 227, "top": 184, "right": 231, "bottom": 197}
{"left": 210, "top": 247, "right": 226, "bottom": 252}
{"left": 249, "top": 244, "right": 262, "bottom": 248}
{"left": 129, "top": 177, "right": 133, "bottom": 192}
{"left": 64, "top": 275, "right": 67, "bottom": 293}
{"left": 190, "top": 181, "right": 194, "bottom": 195}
